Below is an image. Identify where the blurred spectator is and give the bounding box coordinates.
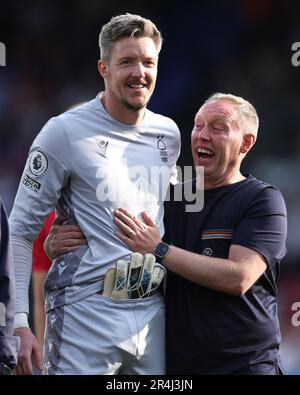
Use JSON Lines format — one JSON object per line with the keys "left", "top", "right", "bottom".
{"left": 0, "top": 197, "right": 19, "bottom": 374}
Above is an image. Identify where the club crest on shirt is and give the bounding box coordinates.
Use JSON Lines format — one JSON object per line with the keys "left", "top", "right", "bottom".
{"left": 156, "top": 135, "right": 168, "bottom": 163}
{"left": 29, "top": 151, "right": 48, "bottom": 176}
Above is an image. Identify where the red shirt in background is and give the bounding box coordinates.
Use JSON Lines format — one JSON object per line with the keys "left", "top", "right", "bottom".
{"left": 32, "top": 211, "right": 55, "bottom": 272}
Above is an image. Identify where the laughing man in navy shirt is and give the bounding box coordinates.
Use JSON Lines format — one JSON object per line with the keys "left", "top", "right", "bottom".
{"left": 114, "top": 93, "right": 287, "bottom": 375}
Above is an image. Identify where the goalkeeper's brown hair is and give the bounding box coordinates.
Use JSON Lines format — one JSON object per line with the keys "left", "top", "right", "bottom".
{"left": 99, "top": 13, "right": 163, "bottom": 61}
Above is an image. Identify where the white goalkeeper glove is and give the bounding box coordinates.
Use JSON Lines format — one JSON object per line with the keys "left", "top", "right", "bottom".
{"left": 103, "top": 253, "right": 166, "bottom": 299}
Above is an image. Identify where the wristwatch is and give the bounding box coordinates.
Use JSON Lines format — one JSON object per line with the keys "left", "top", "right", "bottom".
{"left": 0, "top": 362, "right": 13, "bottom": 375}
{"left": 154, "top": 242, "right": 170, "bottom": 263}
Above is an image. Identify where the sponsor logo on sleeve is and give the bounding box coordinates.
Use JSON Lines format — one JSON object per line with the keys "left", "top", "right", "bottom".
{"left": 22, "top": 174, "right": 41, "bottom": 192}
{"left": 29, "top": 151, "right": 48, "bottom": 176}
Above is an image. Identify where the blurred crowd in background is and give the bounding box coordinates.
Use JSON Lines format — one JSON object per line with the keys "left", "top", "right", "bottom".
{"left": 0, "top": 0, "right": 299, "bottom": 374}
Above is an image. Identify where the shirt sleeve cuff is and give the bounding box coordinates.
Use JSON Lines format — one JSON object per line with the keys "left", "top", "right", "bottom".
{"left": 14, "top": 313, "right": 29, "bottom": 328}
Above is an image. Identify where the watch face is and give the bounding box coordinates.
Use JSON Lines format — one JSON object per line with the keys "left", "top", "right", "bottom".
{"left": 0, "top": 363, "right": 12, "bottom": 375}
{"left": 156, "top": 242, "right": 169, "bottom": 258}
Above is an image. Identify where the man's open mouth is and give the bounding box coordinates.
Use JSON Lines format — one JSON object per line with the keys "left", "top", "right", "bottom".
{"left": 197, "top": 147, "right": 214, "bottom": 159}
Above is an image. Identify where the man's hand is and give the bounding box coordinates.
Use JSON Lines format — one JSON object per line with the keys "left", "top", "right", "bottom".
{"left": 44, "top": 214, "right": 87, "bottom": 260}
{"left": 114, "top": 208, "right": 161, "bottom": 254}
{"left": 13, "top": 328, "right": 42, "bottom": 375}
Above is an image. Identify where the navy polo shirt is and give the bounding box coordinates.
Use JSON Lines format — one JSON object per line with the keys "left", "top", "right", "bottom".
{"left": 164, "top": 175, "right": 287, "bottom": 374}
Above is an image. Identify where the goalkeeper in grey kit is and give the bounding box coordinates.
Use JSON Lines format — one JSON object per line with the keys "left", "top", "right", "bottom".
{"left": 9, "top": 14, "right": 180, "bottom": 375}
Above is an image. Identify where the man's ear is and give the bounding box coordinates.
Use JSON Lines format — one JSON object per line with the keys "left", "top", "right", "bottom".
{"left": 98, "top": 59, "right": 108, "bottom": 78}
{"left": 240, "top": 132, "right": 256, "bottom": 154}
